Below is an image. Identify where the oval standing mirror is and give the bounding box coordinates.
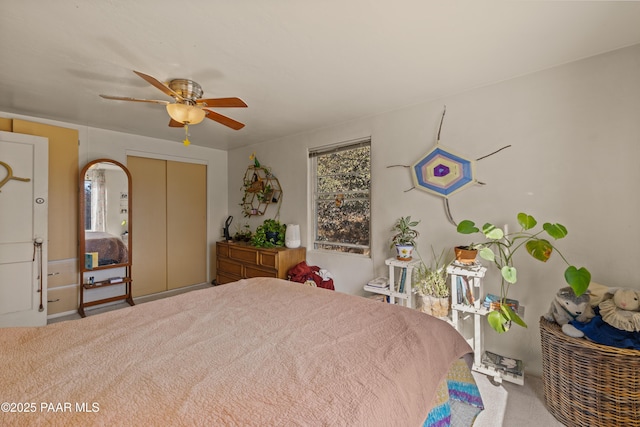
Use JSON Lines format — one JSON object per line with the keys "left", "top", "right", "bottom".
{"left": 78, "top": 159, "right": 133, "bottom": 317}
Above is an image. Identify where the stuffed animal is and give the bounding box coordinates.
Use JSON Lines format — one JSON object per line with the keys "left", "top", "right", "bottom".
{"left": 599, "top": 288, "right": 640, "bottom": 332}
{"left": 544, "top": 287, "right": 595, "bottom": 337}
{"left": 612, "top": 288, "right": 640, "bottom": 311}
{"left": 544, "top": 287, "right": 594, "bottom": 325}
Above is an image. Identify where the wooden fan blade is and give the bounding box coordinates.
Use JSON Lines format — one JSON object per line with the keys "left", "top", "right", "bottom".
{"left": 203, "top": 109, "right": 245, "bottom": 130}
{"left": 100, "top": 95, "right": 169, "bottom": 105}
{"left": 168, "top": 119, "right": 184, "bottom": 128}
{"left": 133, "top": 70, "right": 184, "bottom": 101}
{"left": 197, "top": 97, "right": 247, "bottom": 108}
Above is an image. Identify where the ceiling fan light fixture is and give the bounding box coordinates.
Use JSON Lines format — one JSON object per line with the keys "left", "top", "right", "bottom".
{"left": 101, "top": 71, "right": 246, "bottom": 131}
{"left": 166, "top": 103, "right": 206, "bottom": 125}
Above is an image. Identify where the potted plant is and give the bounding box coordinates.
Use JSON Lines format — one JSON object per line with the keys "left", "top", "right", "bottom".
{"left": 251, "top": 219, "right": 286, "bottom": 248}
{"left": 257, "top": 184, "right": 274, "bottom": 202}
{"left": 390, "top": 216, "right": 420, "bottom": 261}
{"left": 456, "top": 212, "right": 591, "bottom": 333}
{"left": 453, "top": 245, "right": 480, "bottom": 265}
{"left": 233, "top": 223, "right": 252, "bottom": 242}
{"left": 414, "top": 247, "right": 451, "bottom": 317}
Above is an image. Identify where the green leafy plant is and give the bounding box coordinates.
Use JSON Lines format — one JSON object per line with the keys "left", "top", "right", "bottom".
{"left": 257, "top": 184, "right": 274, "bottom": 202}
{"left": 251, "top": 219, "right": 286, "bottom": 248}
{"left": 390, "top": 216, "right": 420, "bottom": 248}
{"left": 414, "top": 247, "right": 451, "bottom": 298}
{"left": 457, "top": 212, "right": 591, "bottom": 333}
{"left": 233, "top": 223, "right": 252, "bottom": 242}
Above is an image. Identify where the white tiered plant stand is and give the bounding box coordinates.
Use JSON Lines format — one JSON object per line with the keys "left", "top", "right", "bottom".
{"left": 448, "top": 263, "right": 524, "bottom": 385}
{"left": 364, "top": 258, "right": 420, "bottom": 308}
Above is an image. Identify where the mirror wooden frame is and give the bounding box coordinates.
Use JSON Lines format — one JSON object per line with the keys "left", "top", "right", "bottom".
{"left": 78, "top": 158, "right": 134, "bottom": 317}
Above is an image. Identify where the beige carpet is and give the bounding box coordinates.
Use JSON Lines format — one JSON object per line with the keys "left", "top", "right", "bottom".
{"left": 472, "top": 372, "right": 508, "bottom": 427}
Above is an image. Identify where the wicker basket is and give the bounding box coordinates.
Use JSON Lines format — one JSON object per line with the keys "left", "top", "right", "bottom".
{"left": 539, "top": 316, "right": 640, "bottom": 426}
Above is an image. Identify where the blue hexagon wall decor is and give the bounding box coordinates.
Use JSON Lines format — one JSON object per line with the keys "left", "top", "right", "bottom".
{"left": 411, "top": 144, "right": 477, "bottom": 197}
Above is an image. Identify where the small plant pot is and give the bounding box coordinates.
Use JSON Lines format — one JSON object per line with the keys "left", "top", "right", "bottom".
{"left": 454, "top": 246, "right": 477, "bottom": 265}
{"left": 265, "top": 231, "right": 279, "bottom": 245}
{"left": 395, "top": 244, "right": 414, "bottom": 261}
{"left": 418, "top": 295, "right": 436, "bottom": 316}
{"left": 418, "top": 295, "right": 449, "bottom": 317}
{"left": 434, "top": 297, "right": 450, "bottom": 318}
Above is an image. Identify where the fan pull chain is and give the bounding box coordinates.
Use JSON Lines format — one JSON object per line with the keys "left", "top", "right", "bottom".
{"left": 182, "top": 124, "right": 191, "bottom": 146}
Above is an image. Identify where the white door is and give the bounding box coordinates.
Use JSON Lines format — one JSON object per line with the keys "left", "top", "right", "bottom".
{"left": 0, "top": 131, "right": 48, "bottom": 327}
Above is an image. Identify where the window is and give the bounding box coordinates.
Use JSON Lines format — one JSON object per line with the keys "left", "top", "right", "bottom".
{"left": 310, "top": 138, "right": 371, "bottom": 255}
{"left": 84, "top": 169, "right": 107, "bottom": 232}
{"left": 83, "top": 180, "right": 92, "bottom": 231}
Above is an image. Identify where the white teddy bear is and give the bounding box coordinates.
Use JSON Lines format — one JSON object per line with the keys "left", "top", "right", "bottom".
{"left": 599, "top": 288, "right": 640, "bottom": 332}
{"left": 612, "top": 288, "right": 640, "bottom": 311}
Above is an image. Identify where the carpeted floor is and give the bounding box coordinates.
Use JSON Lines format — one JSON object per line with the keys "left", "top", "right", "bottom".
{"left": 475, "top": 371, "right": 563, "bottom": 426}
{"left": 504, "top": 376, "right": 563, "bottom": 426}
{"left": 48, "top": 283, "right": 212, "bottom": 323}
{"left": 472, "top": 372, "right": 508, "bottom": 427}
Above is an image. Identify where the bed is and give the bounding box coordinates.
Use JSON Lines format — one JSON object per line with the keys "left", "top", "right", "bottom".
{"left": 0, "top": 277, "right": 483, "bottom": 426}
{"left": 84, "top": 231, "right": 128, "bottom": 266}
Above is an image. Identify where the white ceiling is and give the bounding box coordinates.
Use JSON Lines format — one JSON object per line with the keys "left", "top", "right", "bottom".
{"left": 2, "top": 1, "right": 640, "bottom": 151}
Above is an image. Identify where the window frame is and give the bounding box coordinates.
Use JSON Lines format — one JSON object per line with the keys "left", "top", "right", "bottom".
{"left": 309, "top": 137, "right": 371, "bottom": 256}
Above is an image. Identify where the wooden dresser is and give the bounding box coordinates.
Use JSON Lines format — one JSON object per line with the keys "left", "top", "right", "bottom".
{"left": 216, "top": 241, "right": 306, "bottom": 285}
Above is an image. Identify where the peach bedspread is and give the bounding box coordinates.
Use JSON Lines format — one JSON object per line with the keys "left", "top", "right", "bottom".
{"left": 0, "top": 277, "right": 473, "bottom": 426}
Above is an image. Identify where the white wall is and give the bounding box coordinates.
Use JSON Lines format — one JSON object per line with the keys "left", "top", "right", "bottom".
{"left": 227, "top": 43, "right": 640, "bottom": 376}
{"left": 0, "top": 112, "right": 229, "bottom": 283}
{"left": 104, "top": 168, "right": 128, "bottom": 236}
{"left": 228, "top": 123, "right": 378, "bottom": 296}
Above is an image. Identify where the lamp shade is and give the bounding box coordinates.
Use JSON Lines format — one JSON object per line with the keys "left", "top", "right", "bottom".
{"left": 166, "top": 104, "right": 206, "bottom": 124}
{"left": 285, "top": 224, "right": 301, "bottom": 248}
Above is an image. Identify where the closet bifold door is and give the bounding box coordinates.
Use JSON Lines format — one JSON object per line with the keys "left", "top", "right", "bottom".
{"left": 166, "top": 161, "right": 206, "bottom": 290}
{"left": 128, "top": 156, "right": 167, "bottom": 297}
{"left": 128, "top": 156, "right": 207, "bottom": 297}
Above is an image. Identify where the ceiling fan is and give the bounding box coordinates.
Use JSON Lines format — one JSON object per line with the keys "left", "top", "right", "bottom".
{"left": 100, "top": 70, "right": 247, "bottom": 144}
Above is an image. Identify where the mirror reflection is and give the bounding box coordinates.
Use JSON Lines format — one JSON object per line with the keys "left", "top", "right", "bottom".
{"left": 82, "top": 161, "right": 130, "bottom": 267}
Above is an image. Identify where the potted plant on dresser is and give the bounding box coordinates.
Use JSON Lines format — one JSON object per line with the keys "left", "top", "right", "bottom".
{"left": 414, "top": 247, "right": 451, "bottom": 318}
{"left": 251, "top": 219, "right": 286, "bottom": 248}
{"left": 233, "top": 223, "right": 253, "bottom": 242}
{"left": 456, "top": 212, "right": 591, "bottom": 333}
{"left": 390, "top": 216, "right": 420, "bottom": 261}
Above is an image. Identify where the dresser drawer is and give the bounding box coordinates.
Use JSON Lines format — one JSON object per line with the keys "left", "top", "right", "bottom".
{"left": 245, "top": 265, "right": 277, "bottom": 278}
{"left": 259, "top": 251, "right": 277, "bottom": 269}
{"left": 47, "top": 285, "right": 79, "bottom": 315}
{"left": 218, "top": 258, "right": 243, "bottom": 276}
{"left": 47, "top": 258, "right": 77, "bottom": 289}
{"left": 216, "top": 242, "right": 229, "bottom": 258}
{"left": 216, "top": 271, "right": 241, "bottom": 285}
{"left": 215, "top": 241, "right": 306, "bottom": 283}
{"left": 228, "top": 246, "right": 258, "bottom": 265}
